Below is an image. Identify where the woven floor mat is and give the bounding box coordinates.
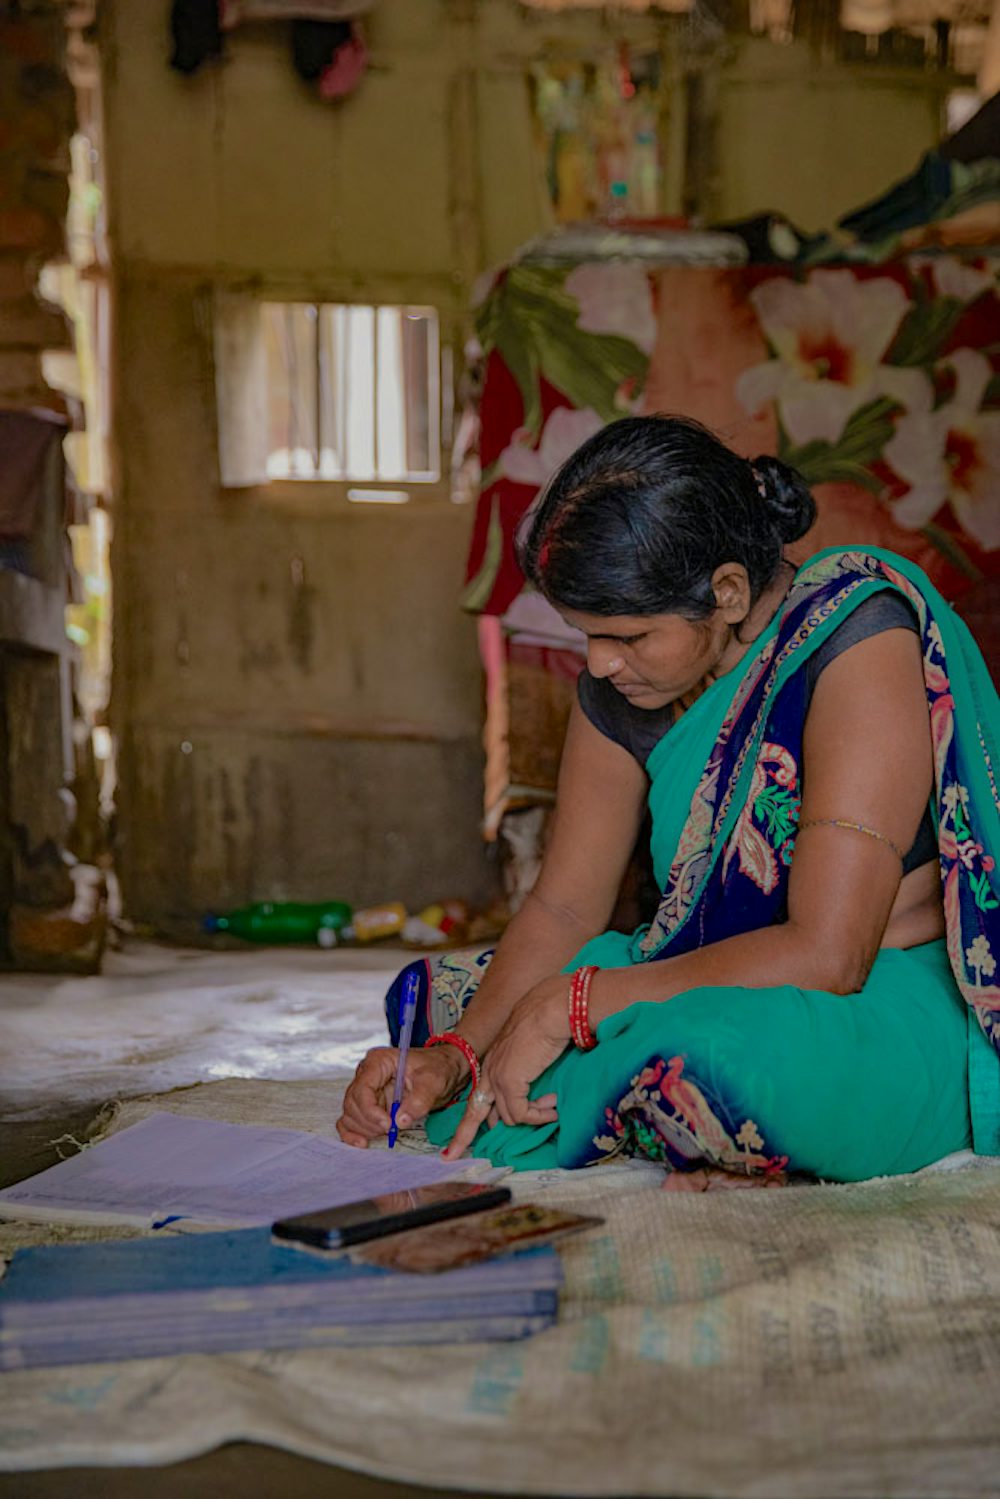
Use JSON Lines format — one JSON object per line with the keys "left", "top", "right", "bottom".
{"left": 2, "top": 1079, "right": 1000, "bottom": 1496}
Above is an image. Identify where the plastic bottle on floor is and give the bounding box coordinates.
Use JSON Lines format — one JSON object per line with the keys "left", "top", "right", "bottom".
{"left": 203, "top": 900, "right": 353, "bottom": 945}
{"left": 343, "top": 901, "right": 408, "bottom": 943}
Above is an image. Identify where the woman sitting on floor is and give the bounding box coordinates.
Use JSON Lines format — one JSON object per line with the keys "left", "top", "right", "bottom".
{"left": 337, "top": 415, "right": 1000, "bottom": 1187}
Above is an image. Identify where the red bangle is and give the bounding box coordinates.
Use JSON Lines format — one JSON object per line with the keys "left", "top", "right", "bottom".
{"left": 568, "top": 966, "right": 598, "bottom": 1050}
{"left": 426, "top": 1031, "right": 481, "bottom": 1093}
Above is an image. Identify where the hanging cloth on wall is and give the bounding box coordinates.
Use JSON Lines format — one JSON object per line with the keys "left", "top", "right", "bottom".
{"left": 169, "top": 0, "right": 224, "bottom": 75}
{"left": 169, "top": 0, "right": 371, "bottom": 98}
{"left": 290, "top": 19, "right": 368, "bottom": 98}
{"left": 290, "top": 18, "right": 370, "bottom": 98}
{"left": 317, "top": 30, "right": 368, "bottom": 99}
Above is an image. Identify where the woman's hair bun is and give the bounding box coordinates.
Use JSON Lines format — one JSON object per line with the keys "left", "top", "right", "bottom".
{"left": 751, "top": 453, "right": 817, "bottom": 544}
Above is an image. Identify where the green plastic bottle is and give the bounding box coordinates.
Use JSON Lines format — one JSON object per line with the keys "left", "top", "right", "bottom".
{"left": 203, "top": 900, "right": 353, "bottom": 946}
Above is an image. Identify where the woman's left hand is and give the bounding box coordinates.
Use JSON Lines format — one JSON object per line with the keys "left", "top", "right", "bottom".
{"left": 441, "top": 973, "right": 574, "bottom": 1160}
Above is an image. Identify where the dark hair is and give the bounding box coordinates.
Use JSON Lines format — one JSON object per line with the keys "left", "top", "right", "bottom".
{"left": 517, "top": 415, "right": 816, "bottom": 619}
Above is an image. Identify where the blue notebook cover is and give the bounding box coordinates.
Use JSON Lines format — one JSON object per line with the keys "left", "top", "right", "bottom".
{"left": 0, "top": 1227, "right": 562, "bottom": 1300}
{"left": 0, "top": 1228, "right": 562, "bottom": 1367}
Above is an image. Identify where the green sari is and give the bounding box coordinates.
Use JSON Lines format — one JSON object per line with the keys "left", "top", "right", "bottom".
{"left": 406, "top": 549, "right": 1000, "bottom": 1180}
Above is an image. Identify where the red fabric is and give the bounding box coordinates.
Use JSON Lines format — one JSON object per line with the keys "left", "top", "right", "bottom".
{"left": 465, "top": 352, "right": 580, "bottom": 617}
{"left": 318, "top": 28, "right": 367, "bottom": 98}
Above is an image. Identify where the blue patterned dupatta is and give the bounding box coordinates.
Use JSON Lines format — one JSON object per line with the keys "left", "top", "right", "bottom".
{"left": 421, "top": 546, "right": 1000, "bottom": 1177}
{"left": 638, "top": 546, "right": 1000, "bottom": 1040}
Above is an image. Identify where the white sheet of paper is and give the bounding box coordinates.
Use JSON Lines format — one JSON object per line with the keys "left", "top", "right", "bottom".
{"left": 0, "top": 1113, "right": 480, "bottom": 1229}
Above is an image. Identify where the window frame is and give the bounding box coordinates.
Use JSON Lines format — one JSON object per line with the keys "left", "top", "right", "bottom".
{"left": 213, "top": 289, "right": 454, "bottom": 504}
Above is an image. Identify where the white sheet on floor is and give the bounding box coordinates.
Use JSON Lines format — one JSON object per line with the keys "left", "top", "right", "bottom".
{"left": 2, "top": 1080, "right": 1000, "bottom": 1497}
{"left": 0, "top": 941, "right": 401, "bottom": 1119}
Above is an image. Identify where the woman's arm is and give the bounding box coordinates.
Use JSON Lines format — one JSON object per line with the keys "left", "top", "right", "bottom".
{"left": 454, "top": 701, "right": 648, "bottom": 1059}
{"left": 589, "top": 624, "right": 934, "bottom": 1020}
{"left": 337, "top": 701, "right": 647, "bottom": 1144}
{"left": 443, "top": 625, "right": 937, "bottom": 1152}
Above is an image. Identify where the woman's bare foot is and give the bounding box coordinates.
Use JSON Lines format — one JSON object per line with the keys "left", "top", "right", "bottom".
{"left": 661, "top": 1165, "right": 788, "bottom": 1192}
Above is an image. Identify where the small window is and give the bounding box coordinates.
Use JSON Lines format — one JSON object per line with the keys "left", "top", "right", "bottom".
{"left": 214, "top": 297, "right": 440, "bottom": 488}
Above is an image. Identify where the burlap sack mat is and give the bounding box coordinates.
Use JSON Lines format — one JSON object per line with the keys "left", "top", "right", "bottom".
{"left": 2, "top": 1078, "right": 999, "bottom": 1498}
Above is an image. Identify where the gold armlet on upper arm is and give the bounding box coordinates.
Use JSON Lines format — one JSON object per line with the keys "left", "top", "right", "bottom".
{"left": 797, "top": 818, "right": 906, "bottom": 862}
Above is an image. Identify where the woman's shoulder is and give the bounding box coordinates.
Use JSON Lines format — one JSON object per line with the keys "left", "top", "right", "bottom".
{"left": 806, "top": 589, "right": 920, "bottom": 685}
{"left": 577, "top": 670, "right": 674, "bottom": 767}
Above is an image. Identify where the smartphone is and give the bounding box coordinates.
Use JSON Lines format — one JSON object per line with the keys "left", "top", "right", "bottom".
{"left": 271, "top": 1181, "right": 513, "bottom": 1250}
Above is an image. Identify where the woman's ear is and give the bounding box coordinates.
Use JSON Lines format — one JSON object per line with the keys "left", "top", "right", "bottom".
{"left": 710, "top": 562, "right": 752, "bottom": 624}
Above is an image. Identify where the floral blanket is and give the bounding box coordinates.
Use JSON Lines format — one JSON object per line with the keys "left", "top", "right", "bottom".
{"left": 463, "top": 254, "right": 1000, "bottom": 627}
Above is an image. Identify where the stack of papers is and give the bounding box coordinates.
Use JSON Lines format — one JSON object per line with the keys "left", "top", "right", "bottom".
{"left": 0, "top": 1228, "right": 563, "bottom": 1369}
{"left": 0, "top": 1112, "right": 488, "bottom": 1230}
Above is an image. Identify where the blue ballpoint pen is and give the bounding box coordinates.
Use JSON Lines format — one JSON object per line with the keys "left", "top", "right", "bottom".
{"left": 387, "top": 968, "right": 420, "bottom": 1149}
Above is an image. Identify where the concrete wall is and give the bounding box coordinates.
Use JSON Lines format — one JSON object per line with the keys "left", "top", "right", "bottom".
{"left": 100, "top": 0, "right": 955, "bottom": 929}
{"left": 715, "top": 38, "right": 948, "bottom": 230}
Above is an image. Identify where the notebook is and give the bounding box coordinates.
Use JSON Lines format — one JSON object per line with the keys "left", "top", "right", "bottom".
{"left": 0, "top": 1228, "right": 562, "bottom": 1369}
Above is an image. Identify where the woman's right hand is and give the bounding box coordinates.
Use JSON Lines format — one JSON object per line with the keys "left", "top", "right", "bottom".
{"left": 336, "top": 1043, "right": 468, "bottom": 1147}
